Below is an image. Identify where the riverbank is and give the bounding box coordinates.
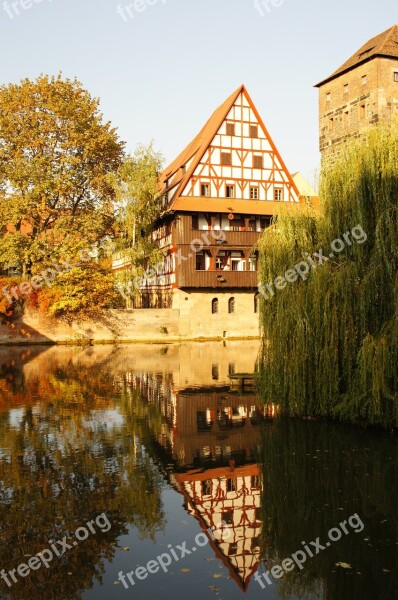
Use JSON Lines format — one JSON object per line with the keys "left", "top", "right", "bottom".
{"left": 0, "top": 307, "right": 260, "bottom": 345}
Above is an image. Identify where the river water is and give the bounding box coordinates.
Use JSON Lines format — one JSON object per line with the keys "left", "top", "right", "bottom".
{"left": 0, "top": 342, "right": 396, "bottom": 600}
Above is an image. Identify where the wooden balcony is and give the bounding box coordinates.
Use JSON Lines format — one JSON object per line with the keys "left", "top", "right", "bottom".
{"left": 176, "top": 228, "right": 261, "bottom": 248}
{"left": 177, "top": 264, "right": 258, "bottom": 289}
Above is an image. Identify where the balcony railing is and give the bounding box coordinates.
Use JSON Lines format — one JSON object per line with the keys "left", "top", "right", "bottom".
{"left": 177, "top": 266, "right": 259, "bottom": 288}
{"left": 176, "top": 228, "right": 261, "bottom": 247}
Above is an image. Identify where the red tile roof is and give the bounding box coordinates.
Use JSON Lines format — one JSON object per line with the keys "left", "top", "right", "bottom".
{"left": 315, "top": 25, "right": 398, "bottom": 87}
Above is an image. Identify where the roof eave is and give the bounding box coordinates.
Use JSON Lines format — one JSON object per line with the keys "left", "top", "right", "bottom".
{"left": 314, "top": 55, "right": 374, "bottom": 88}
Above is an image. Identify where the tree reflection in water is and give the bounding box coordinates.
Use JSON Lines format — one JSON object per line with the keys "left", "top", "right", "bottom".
{"left": 0, "top": 348, "right": 166, "bottom": 600}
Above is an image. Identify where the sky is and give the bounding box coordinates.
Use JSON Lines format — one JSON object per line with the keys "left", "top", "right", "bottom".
{"left": 0, "top": 0, "right": 397, "bottom": 188}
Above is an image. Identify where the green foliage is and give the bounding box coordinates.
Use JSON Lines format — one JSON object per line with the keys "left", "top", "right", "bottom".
{"left": 0, "top": 74, "right": 125, "bottom": 275}
{"left": 113, "top": 143, "right": 164, "bottom": 300}
{"left": 258, "top": 122, "right": 398, "bottom": 428}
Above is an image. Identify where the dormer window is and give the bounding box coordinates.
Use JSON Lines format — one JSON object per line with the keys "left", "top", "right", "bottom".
{"left": 326, "top": 92, "right": 331, "bottom": 102}
{"left": 344, "top": 83, "right": 349, "bottom": 94}
{"left": 362, "top": 75, "right": 367, "bottom": 85}
{"left": 249, "top": 125, "right": 258, "bottom": 138}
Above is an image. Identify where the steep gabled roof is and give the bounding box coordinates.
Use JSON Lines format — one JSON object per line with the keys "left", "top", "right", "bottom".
{"left": 159, "top": 85, "right": 299, "bottom": 210}
{"left": 158, "top": 85, "right": 244, "bottom": 205}
{"left": 315, "top": 25, "right": 398, "bottom": 87}
{"left": 159, "top": 85, "right": 244, "bottom": 194}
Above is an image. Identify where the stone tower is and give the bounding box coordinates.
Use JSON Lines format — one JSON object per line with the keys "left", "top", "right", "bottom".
{"left": 315, "top": 25, "right": 398, "bottom": 156}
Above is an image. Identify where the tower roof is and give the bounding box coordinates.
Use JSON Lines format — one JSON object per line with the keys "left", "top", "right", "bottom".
{"left": 315, "top": 25, "right": 398, "bottom": 87}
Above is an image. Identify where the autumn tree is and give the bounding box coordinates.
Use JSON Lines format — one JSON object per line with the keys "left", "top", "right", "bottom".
{"left": 0, "top": 74, "right": 125, "bottom": 277}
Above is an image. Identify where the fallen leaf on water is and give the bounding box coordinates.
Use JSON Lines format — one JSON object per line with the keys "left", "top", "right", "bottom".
{"left": 213, "top": 573, "right": 223, "bottom": 579}
{"left": 121, "top": 546, "right": 130, "bottom": 551}
{"left": 382, "top": 569, "right": 392, "bottom": 573}
{"left": 335, "top": 562, "right": 352, "bottom": 569}
{"left": 114, "top": 581, "right": 121, "bottom": 585}
{"left": 181, "top": 568, "right": 190, "bottom": 573}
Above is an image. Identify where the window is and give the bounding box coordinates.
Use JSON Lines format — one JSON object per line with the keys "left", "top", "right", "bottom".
{"left": 326, "top": 92, "right": 331, "bottom": 102}
{"left": 228, "top": 297, "right": 235, "bottom": 313}
{"left": 196, "top": 251, "right": 206, "bottom": 270}
{"left": 222, "top": 511, "right": 233, "bottom": 525}
{"left": 254, "top": 292, "right": 259, "bottom": 313}
{"left": 250, "top": 124, "right": 258, "bottom": 138}
{"left": 212, "top": 364, "right": 219, "bottom": 380}
{"left": 227, "top": 478, "right": 237, "bottom": 492}
{"left": 226, "top": 185, "right": 235, "bottom": 198}
{"left": 201, "top": 480, "right": 212, "bottom": 496}
{"left": 221, "top": 152, "right": 232, "bottom": 165}
{"left": 226, "top": 122, "right": 235, "bottom": 136}
{"left": 228, "top": 543, "right": 238, "bottom": 557}
{"left": 197, "top": 412, "right": 212, "bottom": 432}
{"left": 253, "top": 155, "right": 263, "bottom": 169}
{"left": 231, "top": 251, "right": 243, "bottom": 270}
{"left": 360, "top": 104, "right": 366, "bottom": 119}
{"left": 228, "top": 363, "right": 236, "bottom": 375}
{"left": 216, "top": 252, "right": 226, "bottom": 270}
{"left": 274, "top": 188, "right": 283, "bottom": 201}
{"left": 201, "top": 183, "right": 210, "bottom": 197}
{"left": 192, "top": 215, "right": 199, "bottom": 229}
{"left": 343, "top": 111, "right": 349, "bottom": 127}
{"left": 249, "top": 254, "right": 257, "bottom": 272}
{"left": 248, "top": 219, "right": 256, "bottom": 231}
{"left": 260, "top": 217, "right": 272, "bottom": 229}
{"left": 211, "top": 298, "right": 219, "bottom": 314}
{"left": 344, "top": 83, "right": 349, "bottom": 94}
{"left": 251, "top": 475, "right": 260, "bottom": 489}
{"left": 362, "top": 75, "right": 367, "bottom": 85}
{"left": 328, "top": 117, "right": 334, "bottom": 131}
{"left": 394, "top": 72, "right": 398, "bottom": 82}
{"left": 250, "top": 186, "right": 259, "bottom": 199}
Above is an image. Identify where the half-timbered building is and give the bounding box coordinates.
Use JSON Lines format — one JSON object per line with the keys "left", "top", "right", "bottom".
{"left": 114, "top": 85, "right": 316, "bottom": 337}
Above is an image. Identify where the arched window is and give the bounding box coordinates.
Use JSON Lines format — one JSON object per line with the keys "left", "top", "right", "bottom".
{"left": 211, "top": 298, "right": 219, "bottom": 314}
{"left": 228, "top": 297, "right": 235, "bottom": 314}
{"left": 254, "top": 293, "right": 260, "bottom": 314}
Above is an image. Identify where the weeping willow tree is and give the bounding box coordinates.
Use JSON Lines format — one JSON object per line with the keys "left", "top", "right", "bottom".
{"left": 258, "top": 121, "right": 398, "bottom": 428}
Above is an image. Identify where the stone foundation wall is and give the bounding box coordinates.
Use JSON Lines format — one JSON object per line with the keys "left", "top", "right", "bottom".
{"left": 0, "top": 290, "right": 260, "bottom": 345}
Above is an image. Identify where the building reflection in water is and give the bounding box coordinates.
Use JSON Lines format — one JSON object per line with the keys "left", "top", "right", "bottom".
{"left": 126, "top": 355, "right": 278, "bottom": 591}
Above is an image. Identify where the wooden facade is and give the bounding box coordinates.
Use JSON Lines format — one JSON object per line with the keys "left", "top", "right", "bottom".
{"left": 114, "top": 85, "right": 317, "bottom": 320}
{"left": 139, "top": 86, "right": 314, "bottom": 307}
